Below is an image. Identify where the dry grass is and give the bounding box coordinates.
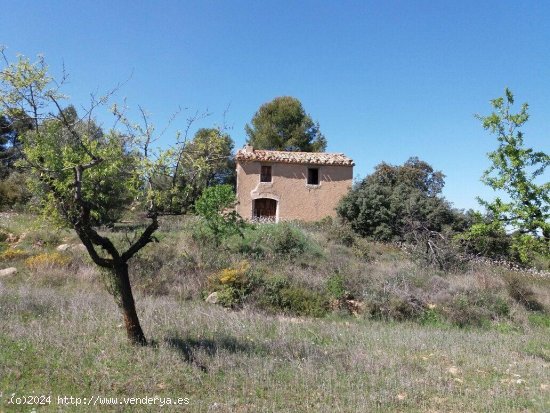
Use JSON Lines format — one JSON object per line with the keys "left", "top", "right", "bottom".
{"left": 0, "top": 282, "right": 548, "bottom": 412}
{"left": 0, "top": 214, "right": 549, "bottom": 412}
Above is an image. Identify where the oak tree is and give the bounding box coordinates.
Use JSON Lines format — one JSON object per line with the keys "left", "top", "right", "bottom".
{"left": 337, "top": 157, "right": 454, "bottom": 241}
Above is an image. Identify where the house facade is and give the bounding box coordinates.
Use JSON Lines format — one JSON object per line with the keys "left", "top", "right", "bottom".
{"left": 235, "top": 145, "right": 354, "bottom": 222}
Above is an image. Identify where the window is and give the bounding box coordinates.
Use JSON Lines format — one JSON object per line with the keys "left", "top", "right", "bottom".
{"left": 307, "top": 168, "right": 319, "bottom": 185}
{"left": 260, "top": 165, "right": 272, "bottom": 182}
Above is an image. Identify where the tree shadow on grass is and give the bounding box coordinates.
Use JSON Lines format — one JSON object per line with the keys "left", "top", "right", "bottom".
{"left": 165, "top": 335, "right": 265, "bottom": 373}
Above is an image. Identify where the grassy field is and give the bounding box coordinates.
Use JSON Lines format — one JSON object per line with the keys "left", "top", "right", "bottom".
{"left": 0, "top": 213, "right": 549, "bottom": 412}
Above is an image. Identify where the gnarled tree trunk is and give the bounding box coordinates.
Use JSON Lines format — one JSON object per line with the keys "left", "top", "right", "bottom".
{"left": 114, "top": 261, "right": 147, "bottom": 346}
{"left": 74, "top": 215, "right": 158, "bottom": 346}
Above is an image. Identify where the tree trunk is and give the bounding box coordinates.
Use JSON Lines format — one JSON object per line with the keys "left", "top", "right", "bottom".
{"left": 114, "top": 262, "right": 147, "bottom": 346}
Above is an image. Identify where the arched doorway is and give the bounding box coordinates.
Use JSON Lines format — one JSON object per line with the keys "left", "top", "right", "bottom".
{"left": 253, "top": 198, "right": 277, "bottom": 222}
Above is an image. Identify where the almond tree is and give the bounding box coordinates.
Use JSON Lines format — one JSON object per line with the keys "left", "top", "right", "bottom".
{"left": 0, "top": 49, "right": 215, "bottom": 345}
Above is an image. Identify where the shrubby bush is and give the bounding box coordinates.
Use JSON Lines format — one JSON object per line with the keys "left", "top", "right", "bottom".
{"left": 354, "top": 263, "right": 526, "bottom": 328}
{"left": 251, "top": 273, "right": 328, "bottom": 317}
{"left": 336, "top": 158, "right": 480, "bottom": 270}
{"left": 454, "top": 214, "right": 511, "bottom": 259}
{"left": 509, "top": 233, "right": 549, "bottom": 268}
{"left": 0, "top": 171, "right": 32, "bottom": 209}
{"left": 20, "top": 227, "right": 65, "bottom": 249}
{"left": 25, "top": 252, "right": 70, "bottom": 270}
{"left": 361, "top": 284, "right": 513, "bottom": 327}
{"left": 194, "top": 184, "right": 245, "bottom": 245}
{"left": 457, "top": 216, "right": 548, "bottom": 268}
{"left": 225, "top": 222, "right": 323, "bottom": 260}
{"left": 204, "top": 261, "right": 329, "bottom": 317}
{"left": 325, "top": 274, "right": 347, "bottom": 299}
{"left": 440, "top": 291, "right": 510, "bottom": 327}
{"left": 326, "top": 222, "right": 356, "bottom": 247}
{"left": 207, "top": 260, "right": 256, "bottom": 307}
{"left": 0, "top": 248, "right": 28, "bottom": 261}
{"left": 269, "top": 285, "right": 328, "bottom": 317}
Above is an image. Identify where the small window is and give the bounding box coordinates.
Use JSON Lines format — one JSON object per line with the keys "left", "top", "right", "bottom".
{"left": 307, "top": 168, "right": 319, "bottom": 185}
{"left": 260, "top": 165, "right": 272, "bottom": 182}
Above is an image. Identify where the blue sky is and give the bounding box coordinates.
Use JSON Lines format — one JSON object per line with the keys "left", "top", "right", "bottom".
{"left": 2, "top": 0, "right": 549, "bottom": 210}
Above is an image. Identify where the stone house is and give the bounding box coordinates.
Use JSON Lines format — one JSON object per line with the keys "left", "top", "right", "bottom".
{"left": 235, "top": 145, "right": 354, "bottom": 222}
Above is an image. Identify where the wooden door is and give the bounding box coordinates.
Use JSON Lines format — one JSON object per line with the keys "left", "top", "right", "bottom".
{"left": 254, "top": 198, "right": 277, "bottom": 220}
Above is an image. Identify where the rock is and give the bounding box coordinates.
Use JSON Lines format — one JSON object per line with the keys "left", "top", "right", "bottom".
{"left": 347, "top": 299, "right": 365, "bottom": 316}
{"left": 0, "top": 267, "right": 17, "bottom": 277}
{"left": 6, "top": 233, "right": 19, "bottom": 243}
{"left": 205, "top": 292, "right": 218, "bottom": 304}
{"left": 56, "top": 243, "right": 87, "bottom": 252}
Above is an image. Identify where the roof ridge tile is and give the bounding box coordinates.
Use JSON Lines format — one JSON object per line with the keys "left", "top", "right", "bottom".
{"left": 235, "top": 148, "right": 354, "bottom": 166}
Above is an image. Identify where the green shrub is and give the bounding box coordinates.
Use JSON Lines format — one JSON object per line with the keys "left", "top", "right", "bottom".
{"left": 326, "top": 223, "right": 356, "bottom": 247}
{"left": 443, "top": 295, "right": 492, "bottom": 327}
{"left": 22, "top": 227, "right": 64, "bottom": 248}
{"left": 255, "top": 275, "right": 291, "bottom": 310}
{"left": 206, "top": 261, "right": 259, "bottom": 308}
{"left": 509, "top": 233, "right": 548, "bottom": 266}
{"left": 337, "top": 158, "right": 456, "bottom": 242}
{"left": 360, "top": 282, "right": 512, "bottom": 327}
{"left": 419, "top": 307, "right": 445, "bottom": 326}
{"left": 326, "top": 274, "right": 346, "bottom": 299}
{"left": 276, "top": 286, "right": 328, "bottom": 317}
{"left": 204, "top": 263, "right": 330, "bottom": 317}
{"left": 455, "top": 220, "right": 511, "bottom": 260}
{"left": 351, "top": 238, "right": 372, "bottom": 261}
{"left": 194, "top": 184, "right": 245, "bottom": 245}
{"left": 442, "top": 291, "right": 510, "bottom": 327}
{"left": 0, "top": 228, "right": 9, "bottom": 242}
{"left": 271, "top": 223, "right": 308, "bottom": 256}
{"left": 254, "top": 275, "right": 320, "bottom": 316}
{"left": 215, "top": 286, "right": 242, "bottom": 308}
{"left": 225, "top": 222, "right": 323, "bottom": 260}
{"left": 0, "top": 171, "right": 32, "bottom": 209}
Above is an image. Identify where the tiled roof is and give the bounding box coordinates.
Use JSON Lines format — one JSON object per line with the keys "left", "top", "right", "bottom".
{"left": 235, "top": 147, "right": 354, "bottom": 166}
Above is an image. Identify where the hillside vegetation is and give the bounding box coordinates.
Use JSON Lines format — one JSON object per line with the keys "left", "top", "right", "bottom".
{"left": 1, "top": 212, "right": 549, "bottom": 412}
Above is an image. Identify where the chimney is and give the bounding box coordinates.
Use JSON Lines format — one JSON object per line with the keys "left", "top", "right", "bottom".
{"left": 244, "top": 144, "right": 254, "bottom": 153}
